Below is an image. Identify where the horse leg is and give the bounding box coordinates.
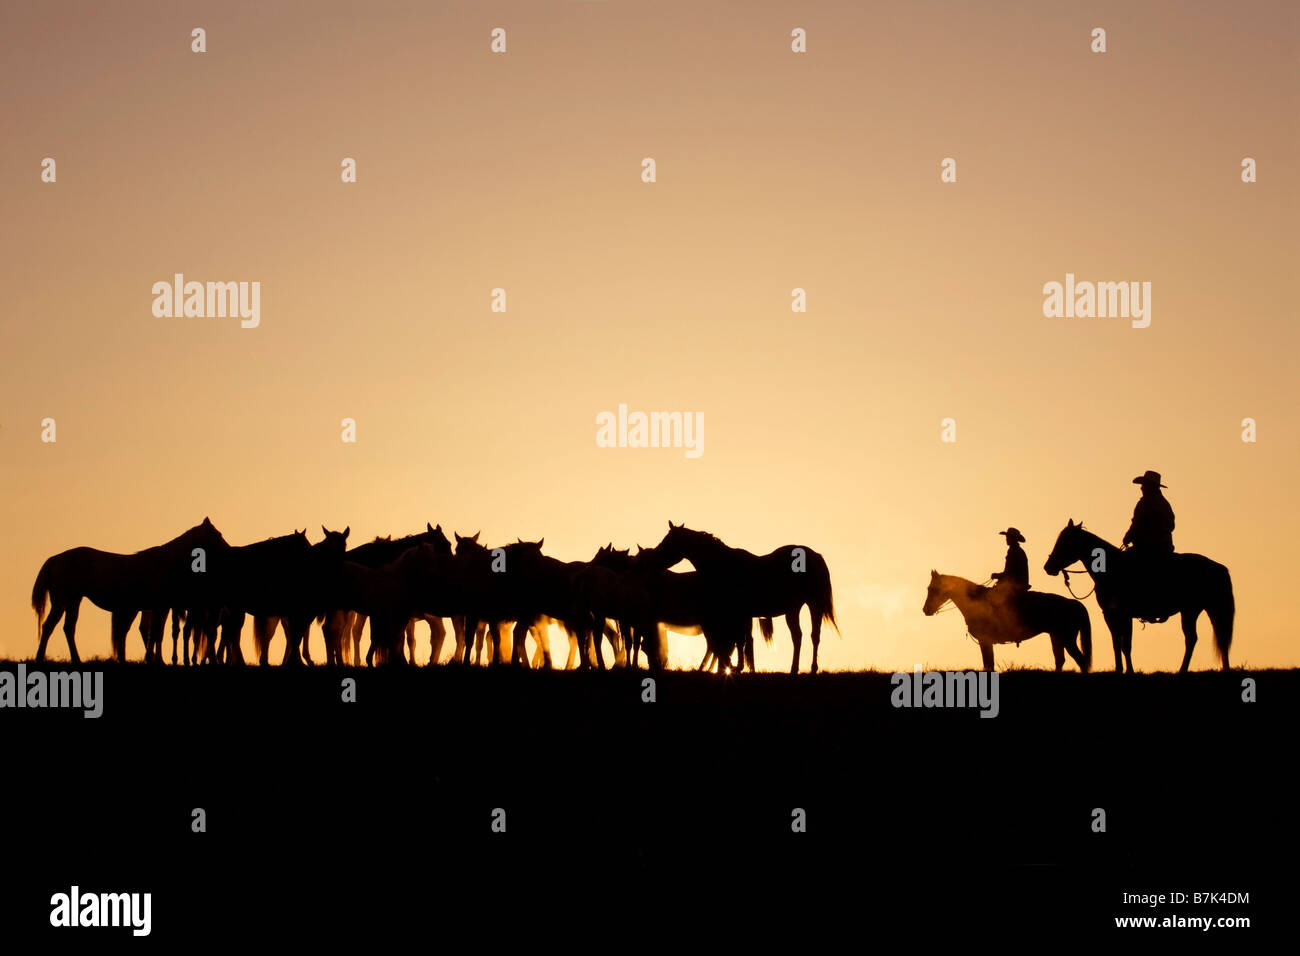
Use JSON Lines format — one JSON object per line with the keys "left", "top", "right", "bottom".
{"left": 536, "top": 621, "right": 553, "bottom": 669}
{"left": 109, "top": 608, "right": 133, "bottom": 663}
{"left": 428, "top": 617, "right": 446, "bottom": 665}
{"left": 1178, "top": 610, "right": 1200, "bottom": 674}
{"left": 809, "top": 609, "right": 822, "bottom": 675}
{"left": 300, "top": 617, "right": 315, "bottom": 666}
{"left": 566, "top": 630, "right": 578, "bottom": 670}
{"left": 60, "top": 600, "right": 82, "bottom": 663}
{"left": 979, "top": 642, "right": 994, "bottom": 672}
{"left": 511, "top": 620, "right": 530, "bottom": 668}
{"left": 170, "top": 609, "right": 182, "bottom": 664}
{"left": 37, "top": 599, "right": 66, "bottom": 662}
{"left": 137, "top": 610, "right": 152, "bottom": 662}
{"left": 150, "top": 608, "right": 167, "bottom": 662}
{"left": 1050, "top": 634, "right": 1065, "bottom": 672}
{"left": 1102, "top": 610, "right": 1125, "bottom": 672}
{"left": 1060, "top": 629, "right": 1086, "bottom": 671}
{"left": 788, "top": 614, "right": 803, "bottom": 675}
{"left": 253, "top": 616, "right": 273, "bottom": 666}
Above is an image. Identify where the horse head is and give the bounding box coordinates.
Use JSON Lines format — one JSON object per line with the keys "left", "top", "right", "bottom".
{"left": 1044, "top": 520, "right": 1085, "bottom": 576}
{"left": 922, "top": 569, "right": 947, "bottom": 616}
{"left": 424, "top": 522, "right": 453, "bottom": 555}
{"left": 454, "top": 531, "right": 483, "bottom": 556}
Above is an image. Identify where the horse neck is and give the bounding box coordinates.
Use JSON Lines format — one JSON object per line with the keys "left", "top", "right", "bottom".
{"left": 939, "top": 575, "right": 980, "bottom": 612}
{"left": 680, "top": 535, "right": 734, "bottom": 570}
{"left": 1077, "top": 530, "right": 1119, "bottom": 574}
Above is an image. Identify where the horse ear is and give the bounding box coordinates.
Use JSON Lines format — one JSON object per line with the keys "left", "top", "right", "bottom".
{"left": 322, "top": 525, "right": 328, "bottom": 537}
{"left": 427, "top": 522, "right": 434, "bottom": 532}
{"left": 343, "top": 526, "right": 350, "bottom": 539}
{"left": 473, "top": 531, "right": 480, "bottom": 541}
{"left": 537, "top": 537, "right": 544, "bottom": 548}
{"left": 1068, "top": 518, "right": 1075, "bottom": 527}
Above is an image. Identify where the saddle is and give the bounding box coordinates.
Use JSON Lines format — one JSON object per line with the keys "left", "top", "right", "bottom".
{"left": 1124, "top": 549, "right": 1177, "bottom": 623}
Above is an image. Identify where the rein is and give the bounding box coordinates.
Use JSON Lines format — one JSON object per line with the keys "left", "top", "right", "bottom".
{"left": 1060, "top": 567, "right": 1096, "bottom": 601}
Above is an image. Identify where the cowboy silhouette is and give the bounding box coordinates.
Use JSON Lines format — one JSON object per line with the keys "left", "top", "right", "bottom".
{"left": 991, "top": 528, "right": 1030, "bottom": 593}
{"left": 1123, "top": 470, "right": 1175, "bottom": 554}
{"left": 1122, "top": 470, "right": 1175, "bottom": 621}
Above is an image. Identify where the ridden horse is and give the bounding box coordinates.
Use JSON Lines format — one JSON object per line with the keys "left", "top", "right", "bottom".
{"left": 646, "top": 523, "right": 838, "bottom": 673}
{"left": 32, "top": 518, "right": 231, "bottom": 662}
{"left": 1043, "top": 520, "right": 1234, "bottom": 673}
{"left": 921, "top": 571, "right": 1092, "bottom": 672}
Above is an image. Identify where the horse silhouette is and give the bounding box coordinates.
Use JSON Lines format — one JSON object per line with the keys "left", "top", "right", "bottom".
{"left": 452, "top": 534, "right": 563, "bottom": 667}
{"left": 630, "top": 543, "right": 754, "bottom": 673}
{"left": 1043, "top": 520, "right": 1233, "bottom": 673}
{"left": 646, "top": 522, "right": 838, "bottom": 673}
{"left": 209, "top": 527, "right": 349, "bottom": 665}
{"left": 324, "top": 523, "right": 465, "bottom": 666}
{"left": 32, "top": 518, "right": 230, "bottom": 662}
{"left": 922, "top": 571, "right": 1091, "bottom": 672}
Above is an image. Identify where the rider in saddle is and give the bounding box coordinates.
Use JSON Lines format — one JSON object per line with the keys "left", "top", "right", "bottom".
{"left": 990, "top": 528, "right": 1030, "bottom": 619}
{"left": 1122, "top": 470, "right": 1175, "bottom": 621}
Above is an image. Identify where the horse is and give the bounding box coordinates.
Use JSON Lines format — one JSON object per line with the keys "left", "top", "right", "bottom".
{"left": 646, "top": 522, "right": 838, "bottom": 673}
{"left": 212, "top": 526, "right": 349, "bottom": 666}
{"left": 343, "top": 541, "right": 496, "bottom": 667}
{"left": 32, "top": 517, "right": 231, "bottom": 662}
{"left": 922, "top": 571, "right": 1092, "bottom": 672}
{"left": 627, "top": 545, "right": 747, "bottom": 673}
{"left": 1043, "top": 520, "right": 1233, "bottom": 673}
{"left": 330, "top": 524, "right": 466, "bottom": 667}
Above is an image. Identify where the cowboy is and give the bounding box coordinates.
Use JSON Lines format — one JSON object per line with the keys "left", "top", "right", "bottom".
{"left": 991, "top": 528, "right": 1029, "bottom": 593}
{"left": 1123, "top": 471, "right": 1175, "bottom": 555}
{"left": 1123, "top": 470, "right": 1176, "bottom": 622}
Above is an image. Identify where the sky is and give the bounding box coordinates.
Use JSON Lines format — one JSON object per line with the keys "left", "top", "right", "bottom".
{"left": 1, "top": 0, "right": 1296, "bottom": 671}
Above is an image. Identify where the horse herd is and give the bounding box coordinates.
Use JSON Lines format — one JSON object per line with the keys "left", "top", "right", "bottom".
{"left": 30, "top": 519, "right": 838, "bottom": 674}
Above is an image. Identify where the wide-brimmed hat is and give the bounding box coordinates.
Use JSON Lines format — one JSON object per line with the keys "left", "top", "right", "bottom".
{"left": 1133, "top": 470, "right": 1167, "bottom": 488}
{"left": 998, "top": 528, "right": 1025, "bottom": 543}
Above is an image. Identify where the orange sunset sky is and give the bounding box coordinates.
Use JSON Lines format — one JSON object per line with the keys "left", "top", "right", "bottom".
{"left": 1, "top": 0, "right": 1296, "bottom": 670}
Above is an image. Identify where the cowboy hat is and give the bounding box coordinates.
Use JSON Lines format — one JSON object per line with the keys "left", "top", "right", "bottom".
{"left": 1132, "top": 470, "right": 1167, "bottom": 488}
{"left": 998, "top": 528, "right": 1025, "bottom": 543}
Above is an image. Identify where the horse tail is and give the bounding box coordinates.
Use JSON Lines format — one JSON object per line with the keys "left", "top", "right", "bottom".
{"left": 1209, "top": 564, "right": 1235, "bottom": 669}
{"left": 813, "top": 555, "right": 839, "bottom": 634}
{"left": 1078, "top": 604, "right": 1092, "bottom": 672}
{"left": 31, "top": 559, "right": 52, "bottom": 643}
{"left": 759, "top": 616, "right": 774, "bottom": 644}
